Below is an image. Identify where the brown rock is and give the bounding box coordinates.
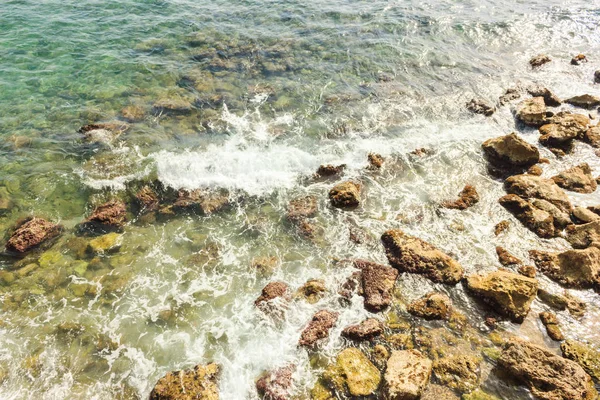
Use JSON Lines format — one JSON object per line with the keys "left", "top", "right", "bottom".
{"left": 298, "top": 310, "right": 338, "bottom": 347}
{"left": 355, "top": 259, "right": 399, "bottom": 312}
{"left": 329, "top": 181, "right": 361, "bottom": 208}
{"left": 341, "top": 318, "right": 384, "bottom": 341}
{"left": 527, "top": 85, "right": 562, "bottom": 107}
{"left": 296, "top": 279, "right": 326, "bottom": 304}
{"left": 433, "top": 355, "right": 481, "bottom": 393}
{"left": 407, "top": 292, "right": 453, "bottom": 321}
{"left": 571, "top": 54, "right": 588, "bottom": 65}
{"left": 595, "top": 70, "right": 600, "bottom": 84}
{"left": 466, "top": 99, "right": 495, "bottom": 116}
{"left": 481, "top": 133, "right": 540, "bottom": 168}
{"left": 149, "top": 363, "right": 220, "bottom": 400}
{"left": 531, "top": 198, "right": 572, "bottom": 230}
{"left": 530, "top": 54, "right": 551, "bottom": 68}
{"left": 496, "top": 246, "right": 522, "bottom": 266}
{"left": 566, "top": 220, "right": 600, "bottom": 248}
{"left": 255, "top": 282, "right": 290, "bottom": 314}
{"left": 539, "top": 112, "right": 590, "bottom": 150}
{"left": 251, "top": 256, "right": 279, "bottom": 275}
{"left": 315, "top": 164, "right": 345, "bottom": 178}
{"left": 504, "top": 174, "right": 572, "bottom": 213}
{"left": 79, "top": 121, "right": 129, "bottom": 144}
{"left": 83, "top": 200, "right": 127, "bottom": 232}
{"left": 530, "top": 247, "right": 600, "bottom": 290}
{"left": 381, "top": 230, "right": 464, "bottom": 284}
{"left": 384, "top": 350, "right": 433, "bottom": 400}
{"left": 256, "top": 364, "right": 295, "bottom": 400}
{"left": 572, "top": 206, "right": 600, "bottom": 224}
{"left": 498, "top": 339, "right": 597, "bottom": 400}
{"left": 494, "top": 220, "right": 510, "bottom": 235}
{"left": 499, "top": 88, "right": 521, "bottom": 105}
{"left": 172, "top": 190, "right": 229, "bottom": 215}
{"left": 287, "top": 196, "right": 317, "bottom": 221}
{"left": 368, "top": 153, "right": 384, "bottom": 169}
{"left": 441, "top": 185, "right": 479, "bottom": 210}
{"left": 6, "top": 217, "right": 62, "bottom": 253}
{"left": 527, "top": 164, "right": 543, "bottom": 176}
{"left": 516, "top": 97, "right": 546, "bottom": 126}
{"left": 537, "top": 289, "right": 586, "bottom": 317}
{"left": 121, "top": 105, "right": 145, "bottom": 122}
{"left": 561, "top": 340, "right": 600, "bottom": 381}
{"left": 136, "top": 186, "right": 159, "bottom": 212}
{"left": 583, "top": 124, "right": 600, "bottom": 147}
{"left": 566, "top": 94, "right": 600, "bottom": 109}
{"left": 518, "top": 265, "right": 536, "bottom": 278}
{"left": 153, "top": 98, "right": 193, "bottom": 114}
{"left": 539, "top": 311, "right": 564, "bottom": 341}
{"left": 498, "top": 194, "right": 555, "bottom": 238}
{"left": 552, "top": 163, "right": 597, "bottom": 193}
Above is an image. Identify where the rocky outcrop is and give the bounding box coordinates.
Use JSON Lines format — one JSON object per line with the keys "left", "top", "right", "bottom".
{"left": 433, "top": 355, "right": 481, "bottom": 393}
{"left": 407, "top": 292, "right": 453, "bottom": 320}
{"left": 498, "top": 340, "right": 597, "bottom": 400}
{"left": 552, "top": 163, "right": 597, "bottom": 193}
{"left": 531, "top": 198, "right": 571, "bottom": 230}
{"left": 561, "top": 340, "right": 600, "bottom": 381}
{"left": 381, "top": 230, "right": 464, "bottom": 284}
{"left": 256, "top": 364, "right": 295, "bottom": 400}
{"left": 565, "top": 94, "right": 600, "bottom": 109}
{"left": 322, "top": 348, "right": 381, "bottom": 397}
{"left": 298, "top": 310, "right": 338, "bottom": 347}
{"left": 5, "top": 217, "right": 62, "bottom": 253}
{"left": 466, "top": 99, "right": 495, "bottom": 116}
{"left": 465, "top": 270, "right": 538, "bottom": 322}
{"left": 504, "top": 174, "right": 572, "bottom": 213}
{"left": 516, "top": 97, "right": 546, "bottom": 126}
{"left": 566, "top": 220, "right": 600, "bottom": 248}
{"left": 498, "top": 194, "right": 555, "bottom": 238}
{"left": 384, "top": 350, "right": 432, "bottom": 400}
{"left": 329, "top": 181, "right": 361, "bottom": 208}
{"left": 496, "top": 246, "right": 522, "bottom": 266}
{"left": 149, "top": 363, "right": 220, "bottom": 400}
{"left": 355, "top": 259, "right": 399, "bottom": 312}
{"left": 527, "top": 85, "right": 561, "bottom": 107}
{"left": 441, "top": 185, "right": 479, "bottom": 210}
{"left": 341, "top": 318, "right": 383, "bottom": 341}
{"left": 85, "top": 200, "right": 127, "bottom": 231}
{"left": 530, "top": 247, "right": 600, "bottom": 290}
{"left": 539, "top": 311, "right": 564, "bottom": 341}
{"left": 482, "top": 133, "right": 540, "bottom": 169}
{"left": 530, "top": 54, "right": 551, "bottom": 68}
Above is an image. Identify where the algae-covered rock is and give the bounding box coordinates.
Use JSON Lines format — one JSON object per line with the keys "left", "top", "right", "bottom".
{"left": 462, "top": 389, "right": 500, "bottom": 400}
{"left": 407, "top": 292, "right": 453, "bottom": 321}
{"left": 329, "top": 181, "right": 361, "bottom": 208}
{"left": 287, "top": 195, "right": 318, "bottom": 221}
{"left": 561, "top": 340, "right": 600, "bottom": 381}
{"left": 384, "top": 350, "right": 432, "bottom": 400}
{"left": 88, "top": 232, "right": 122, "bottom": 255}
{"left": 530, "top": 247, "right": 600, "bottom": 290}
{"left": 6, "top": 217, "right": 62, "bottom": 253}
{"left": 149, "top": 363, "right": 220, "bottom": 400}
{"left": 322, "top": 347, "right": 381, "bottom": 397}
{"left": 433, "top": 355, "right": 481, "bottom": 393}
{"left": 539, "top": 311, "right": 564, "bottom": 341}
{"left": 481, "top": 133, "right": 540, "bottom": 169}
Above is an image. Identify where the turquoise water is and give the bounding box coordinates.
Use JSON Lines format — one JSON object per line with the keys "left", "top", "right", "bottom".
{"left": 1, "top": 0, "right": 600, "bottom": 398}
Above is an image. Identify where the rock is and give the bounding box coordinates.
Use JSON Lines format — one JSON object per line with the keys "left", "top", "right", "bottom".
{"left": 407, "top": 292, "right": 453, "bottom": 321}
{"left": 595, "top": 70, "right": 600, "bottom": 84}
{"left": 552, "top": 163, "right": 597, "bottom": 193}
{"left": 433, "top": 355, "right": 481, "bottom": 393}
{"left": 496, "top": 246, "right": 522, "bottom": 266}
{"left": 121, "top": 105, "right": 145, "bottom": 122}
{"left": 85, "top": 200, "right": 127, "bottom": 230}
{"left": 153, "top": 98, "right": 194, "bottom": 114}
{"left": 504, "top": 174, "right": 572, "bottom": 213}
{"left": 582, "top": 124, "right": 600, "bottom": 147}
{"left": 421, "top": 384, "right": 460, "bottom": 400}
{"left": 566, "top": 94, "right": 600, "bottom": 109}
{"left": 136, "top": 186, "right": 159, "bottom": 212}
{"left": 529, "top": 247, "right": 600, "bottom": 290}
{"left": 465, "top": 270, "right": 538, "bottom": 322}
{"left": 315, "top": 164, "right": 345, "bottom": 178}
{"left": 296, "top": 279, "right": 326, "bottom": 304}
{"left": 481, "top": 133, "right": 540, "bottom": 168}
{"left": 255, "top": 282, "right": 290, "bottom": 314}
{"left": 251, "top": 256, "right": 279, "bottom": 275}
{"left": 298, "top": 310, "right": 338, "bottom": 347}
{"left": 498, "top": 194, "right": 555, "bottom": 238}
{"left": 571, "top": 54, "right": 588, "bottom": 65}
{"left": 256, "top": 364, "right": 295, "bottom": 400}
{"left": 368, "top": 153, "right": 384, "bottom": 169}
{"left": 384, "top": 350, "right": 432, "bottom": 400}
{"left": 88, "top": 232, "right": 122, "bottom": 254}
{"left": 494, "top": 220, "right": 510, "bottom": 235}
{"left": 539, "top": 112, "right": 590, "bottom": 150}
{"left": 171, "top": 190, "right": 229, "bottom": 215}
{"left": 79, "top": 122, "right": 129, "bottom": 145}
{"left": 518, "top": 265, "right": 536, "bottom": 278}
{"left": 566, "top": 220, "right": 600, "bottom": 248}
{"left": 561, "top": 340, "right": 600, "bottom": 381}
{"left": 441, "top": 185, "right": 479, "bottom": 210}
{"left": 527, "top": 164, "right": 543, "bottom": 176}
{"left": 410, "top": 148, "right": 434, "bottom": 157}
{"left": 530, "top": 54, "right": 551, "bottom": 68}
{"left": 516, "top": 97, "right": 546, "bottom": 126}
{"left": 329, "top": 181, "right": 361, "bottom": 208}
{"left": 466, "top": 99, "right": 495, "bottom": 116}
{"left": 462, "top": 389, "right": 500, "bottom": 400}
{"left": 572, "top": 206, "right": 600, "bottom": 224}
{"left": 539, "top": 311, "right": 564, "bottom": 341}
{"left": 287, "top": 196, "right": 317, "bottom": 221}
{"left": 498, "top": 339, "right": 597, "bottom": 400}
{"left": 5, "top": 217, "right": 62, "bottom": 253}
{"left": 354, "top": 259, "right": 399, "bottom": 312}
{"left": 527, "top": 85, "right": 561, "bottom": 107}
{"left": 341, "top": 318, "right": 383, "bottom": 341}
{"left": 530, "top": 198, "right": 571, "bottom": 230}
{"left": 499, "top": 88, "right": 521, "bottom": 105}
{"left": 537, "top": 289, "right": 586, "bottom": 316}
{"left": 322, "top": 348, "right": 381, "bottom": 397}
{"left": 149, "top": 363, "right": 220, "bottom": 400}
{"left": 381, "top": 230, "right": 464, "bottom": 284}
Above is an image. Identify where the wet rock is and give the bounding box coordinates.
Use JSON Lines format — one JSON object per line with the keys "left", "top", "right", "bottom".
{"left": 149, "top": 363, "right": 220, "bottom": 400}
{"left": 499, "top": 88, "right": 521, "bottom": 105}
{"left": 315, "top": 164, "right": 345, "bottom": 178}
{"left": 384, "top": 350, "right": 432, "bottom": 400}
{"left": 561, "top": 340, "right": 600, "bottom": 381}
{"left": 329, "top": 181, "right": 361, "bottom": 208}
{"left": 494, "top": 220, "right": 510, "bottom": 235}
{"left": 256, "top": 364, "right": 295, "bottom": 400}
{"left": 298, "top": 310, "right": 338, "bottom": 348}
{"left": 462, "top": 389, "right": 500, "bottom": 400}
{"left": 565, "top": 94, "right": 600, "bottom": 109}
{"left": 355, "top": 259, "right": 399, "bottom": 312}
{"left": 518, "top": 265, "right": 536, "bottom": 278}
{"left": 255, "top": 282, "right": 291, "bottom": 314}
{"left": 498, "top": 339, "right": 597, "bottom": 400}
{"left": 572, "top": 206, "right": 600, "bottom": 224}
{"left": 539, "top": 112, "right": 590, "bottom": 150}
{"left": 433, "top": 355, "right": 481, "bottom": 393}
{"left": 530, "top": 247, "right": 600, "bottom": 290}
{"left": 582, "top": 124, "right": 600, "bottom": 147}
{"left": 341, "top": 318, "right": 383, "bottom": 341}
{"left": 527, "top": 164, "right": 543, "bottom": 176}
{"left": 441, "top": 185, "right": 479, "bottom": 210}
{"left": 539, "top": 311, "right": 564, "bottom": 341}
{"left": 530, "top": 54, "right": 551, "bottom": 68}
{"left": 85, "top": 200, "right": 127, "bottom": 231}
{"left": 481, "top": 133, "right": 540, "bottom": 169}
{"left": 552, "top": 163, "right": 597, "bottom": 193}
{"left": 135, "top": 186, "right": 159, "bottom": 212}
{"left": 5, "top": 217, "right": 62, "bottom": 253}
{"left": 171, "top": 190, "right": 230, "bottom": 215}
{"left": 496, "top": 246, "right": 522, "bottom": 266}
{"left": 498, "top": 194, "right": 555, "bottom": 238}
{"left": 421, "top": 384, "right": 460, "bottom": 400}
{"left": 407, "top": 292, "right": 453, "bottom": 321}
{"left": 504, "top": 174, "right": 572, "bottom": 213}
{"left": 153, "top": 97, "right": 194, "bottom": 114}
{"left": 595, "top": 70, "right": 600, "bottom": 84}
{"left": 530, "top": 198, "right": 571, "bottom": 230}
{"left": 367, "top": 153, "right": 384, "bottom": 169}
{"left": 287, "top": 196, "right": 317, "bottom": 221}
{"left": 410, "top": 148, "right": 434, "bottom": 157}
{"left": 322, "top": 347, "right": 381, "bottom": 397}
{"left": 296, "top": 279, "right": 326, "bottom": 304}
{"left": 527, "top": 85, "right": 562, "bottom": 107}
{"left": 79, "top": 122, "right": 129, "bottom": 145}
{"left": 88, "top": 232, "right": 122, "bottom": 254}
{"left": 571, "top": 54, "right": 588, "bottom": 65}
{"left": 465, "top": 270, "right": 538, "bottom": 322}
{"left": 381, "top": 229, "right": 464, "bottom": 284}
{"left": 537, "top": 289, "right": 586, "bottom": 316}
{"left": 121, "top": 105, "right": 145, "bottom": 122}
{"left": 466, "top": 99, "right": 495, "bottom": 116}
{"left": 516, "top": 97, "right": 546, "bottom": 126}
{"left": 566, "top": 220, "right": 600, "bottom": 248}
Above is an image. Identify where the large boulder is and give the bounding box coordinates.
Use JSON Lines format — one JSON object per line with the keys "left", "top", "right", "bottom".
{"left": 341, "top": 318, "right": 383, "bottom": 341}
{"left": 498, "top": 340, "right": 597, "bottom": 400}
{"left": 355, "top": 259, "right": 398, "bottom": 312}
{"left": 552, "top": 163, "right": 597, "bottom": 193}
{"left": 561, "top": 340, "right": 600, "bottom": 381}
{"left": 504, "top": 174, "right": 572, "bottom": 213}
{"left": 149, "top": 363, "right": 220, "bottom": 400}
{"left": 5, "top": 217, "right": 62, "bottom": 253}
{"left": 516, "top": 97, "right": 546, "bottom": 126}
{"left": 381, "top": 230, "right": 464, "bottom": 284}
{"left": 465, "top": 270, "right": 538, "bottom": 322}
{"left": 529, "top": 246, "right": 600, "bottom": 290}
{"left": 298, "top": 310, "right": 338, "bottom": 347}
{"left": 498, "top": 194, "right": 555, "bottom": 238}
{"left": 441, "top": 185, "right": 479, "bottom": 210}
{"left": 481, "top": 133, "right": 540, "bottom": 168}
{"left": 566, "top": 220, "right": 600, "bottom": 248}
{"left": 256, "top": 364, "right": 295, "bottom": 400}
{"left": 384, "top": 350, "right": 432, "bottom": 400}
{"left": 322, "top": 348, "right": 381, "bottom": 397}
{"left": 329, "top": 181, "right": 361, "bottom": 208}
{"left": 407, "top": 292, "right": 453, "bottom": 321}
{"left": 565, "top": 94, "right": 600, "bottom": 109}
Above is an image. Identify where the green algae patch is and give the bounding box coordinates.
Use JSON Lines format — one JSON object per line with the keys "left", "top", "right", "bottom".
{"left": 322, "top": 347, "right": 381, "bottom": 397}
{"left": 88, "top": 233, "right": 122, "bottom": 255}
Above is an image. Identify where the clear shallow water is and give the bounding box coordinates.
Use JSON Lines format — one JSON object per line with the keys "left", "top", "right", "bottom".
{"left": 1, "top": 0, "right": 600, "bottom": 399}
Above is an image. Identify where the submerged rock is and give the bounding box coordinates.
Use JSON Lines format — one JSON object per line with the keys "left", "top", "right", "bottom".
{"left": 561, "top": 340, "right": 600, "bottom": 381}
{"left": 149, "top": 363, "right": 220, "bottom": 400}
{"left": 498, "top": 194, "right": 555, "bottom": 238}
{"left": 482, "top": 133, "right": 540, "bottom": 169}
{"left": 287, "top": 196, "right": 318, "bottom": 221}
{"left": 530, "top": 54, "right": 551, "bottom": 68}
{"left": 466, "top": 99, "right": 495, "bottom": 116}
{"left": 552, "top": 163, "right": 597, "bottom": 193}
{"left": 530, "top": 247, "right": 600, "bottom": 290}
{"left": 6, "top": 217, "right": 62, "bottom": 253}
{"left": 153, "top": 97, "right": 194, "bottom": 114}
{"left": 256, "top": 364, "right": 295, "bottom": 400}
{"left": 298, "top": 310, "right": 338, "bottom": 348}
{"left": 498, "top": 339, "right": 597, "bottom": 400}
{"left": 504, "top": 174, "right": 572, "bottom": 213}
{"left": 407, "top": 292, "right": 453, "bottom": 321}
{"left": 539, "top": 311, "right": 564, "bottom": 341}
{"left": 85, "top": 200, "right": 127, "bottom": 231}
{"left": 384, "top": 350, "right": 432, "bottom": 400}
{"left": 355, "top": 259, "right": 399, "bottom": 312}
{"left": 171, "top": 189, "right": 229, "bottom": 215}
{"left": 516, "top": 97, "right": 546, "bottom": 126}
{"left": 381, "top": 230, "right": 464, "bottom": 284}
{"left": 79, "top": 122, "right": 129, "bottom": 145}
{"left": 465, "top": 270, "right": 538, "bottom": 322}
{"left": 88, "top": 232, "right": 122, "bottom": 254}
{"left": 322, "top": 347, "right": 381, "bottom": 397}
{"left": 565, "top": 94, "right": 600, "bottom": 109}
{"left": 496, "top": 246, "right": 522, "bottom": 266}
{"left": 121, "top": 105, "right": 145, "bottom": 122}
{"left": 566, "top": 220, "right": 600, "bottom": 248}
{"left": 433, "top": 355, "right": 481, "bottom": 393}
{"left": 341, "top": 318, "right": 383, "bottom": 341}
{"left": 537, "top": 288, "right": 586, "bottom": 317}
{"left": 441, "top": 185, "right": 479, "bottom": 210}
{"left": 329, "top": 181, "right": 361, "bottom": 208}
